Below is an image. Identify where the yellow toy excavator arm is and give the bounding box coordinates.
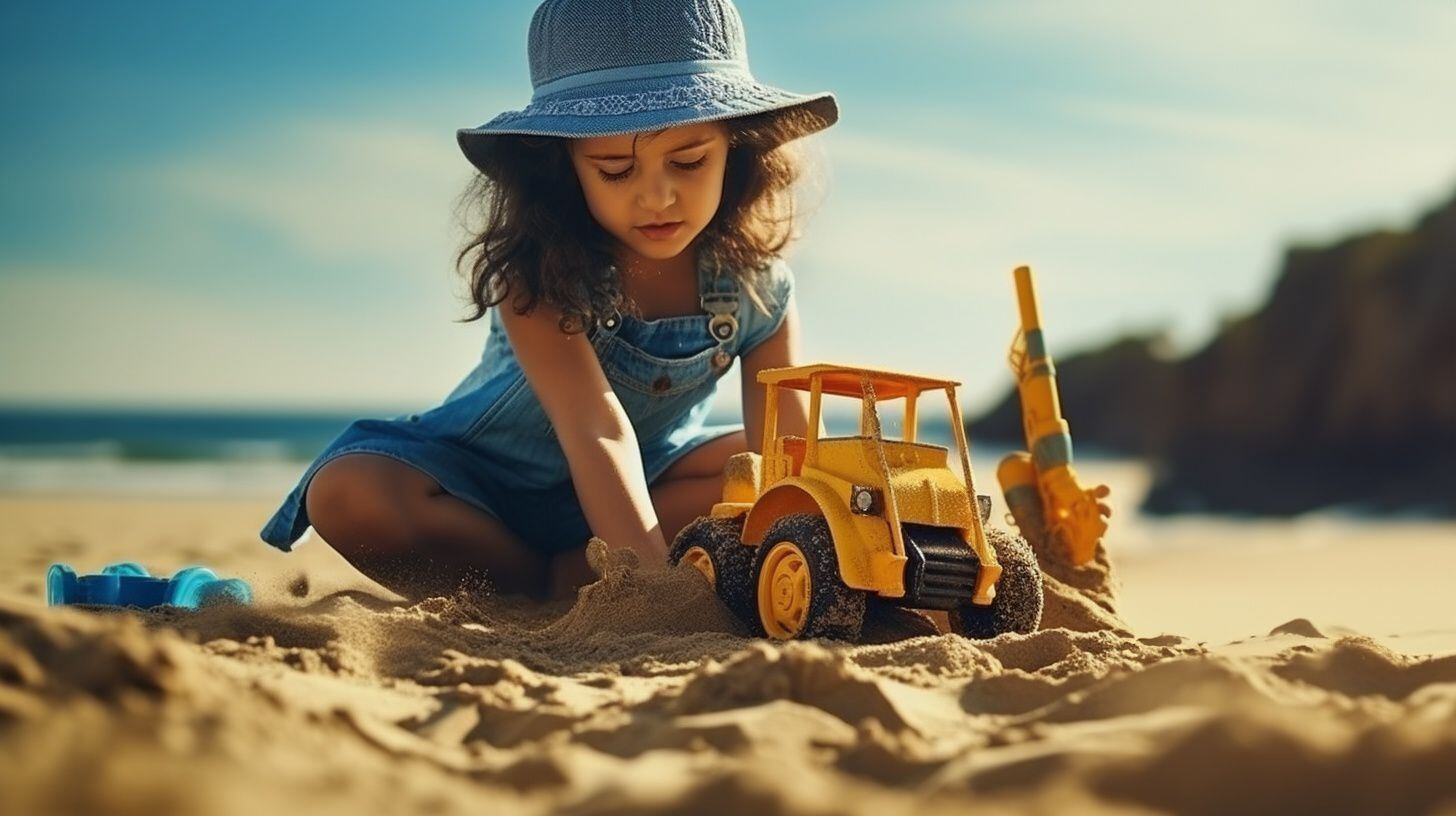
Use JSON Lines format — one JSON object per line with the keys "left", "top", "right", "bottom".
{"left": 996, "top": 265, "right": 1112, "bottom": 566}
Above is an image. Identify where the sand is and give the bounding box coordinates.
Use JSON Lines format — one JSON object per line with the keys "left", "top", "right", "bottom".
{"left": 2, "top": 484, "right": 1456, "bottom": 815}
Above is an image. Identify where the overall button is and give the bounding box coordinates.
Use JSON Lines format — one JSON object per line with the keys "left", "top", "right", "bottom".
{"left": 651, "top": 374, "right": 672, "bottom": 393}
{"left": 708, "top": 313, "right": 738, "bottom": 341}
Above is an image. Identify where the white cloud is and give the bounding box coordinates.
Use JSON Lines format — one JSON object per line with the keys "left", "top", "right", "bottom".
{"left": 952, "top": 0, "right": 1456, "bottom": 89}
{"left": 15, "top": 111, "right": 508, "bottom": 408}
{"left": 0, "top": 268, "right": 488, "bottom": 409}
{"left": 139, "top": 117, "right": 478, "bottom": 273}
{"left": 781, "top": 1, "right": 1456, "bottom": 407}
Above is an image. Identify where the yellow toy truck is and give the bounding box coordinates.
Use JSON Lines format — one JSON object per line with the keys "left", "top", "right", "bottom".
{"left": 668, "top": 363, "right": 1044, "bottom": 641}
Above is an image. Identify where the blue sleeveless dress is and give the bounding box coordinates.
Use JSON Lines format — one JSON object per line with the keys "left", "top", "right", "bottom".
{"left": 259, "top": 252, "right": 794, "bottom": 557}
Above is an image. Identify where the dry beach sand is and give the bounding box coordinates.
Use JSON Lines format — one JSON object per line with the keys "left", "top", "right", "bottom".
{"left": 3, "top": 462, "right": 1456, "bottom": 815}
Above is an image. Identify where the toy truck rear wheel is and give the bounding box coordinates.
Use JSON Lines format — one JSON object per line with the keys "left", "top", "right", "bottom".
{"left": 753, "top": 513, "right": 866, "bottom": 641}
{"left": 950, "top": 529, "right": 1043, "bottom": 639}
{"left": 668, "top": 515, "right": 761, "bottom": 635}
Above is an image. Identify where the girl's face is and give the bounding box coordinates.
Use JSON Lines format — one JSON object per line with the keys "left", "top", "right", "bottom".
{"left": 568, "top": 121, "right": 729, "bottom": 264}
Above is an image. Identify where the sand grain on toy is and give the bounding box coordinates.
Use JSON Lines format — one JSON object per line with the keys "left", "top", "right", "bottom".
{"left": 2, "top": 495, "right": 1456, "bottom": 814}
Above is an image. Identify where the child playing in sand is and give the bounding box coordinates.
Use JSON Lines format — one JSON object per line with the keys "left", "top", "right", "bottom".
{"left": 258, "top": 0, "right": 838, "bottom": 603}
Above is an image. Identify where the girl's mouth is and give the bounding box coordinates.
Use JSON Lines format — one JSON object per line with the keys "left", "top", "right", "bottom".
{"left": 636, "top": 221, "right": 683, "bottom": 240}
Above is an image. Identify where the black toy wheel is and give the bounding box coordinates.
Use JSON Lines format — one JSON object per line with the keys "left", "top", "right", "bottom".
{"left": 950, "top": 528, "right": 1044, "bottom": 639}
{"left": 753, "top": 513, "right": 866, "bottom": 641}
{"left": 668, "top": 515, "right": 760, "bottom": 635}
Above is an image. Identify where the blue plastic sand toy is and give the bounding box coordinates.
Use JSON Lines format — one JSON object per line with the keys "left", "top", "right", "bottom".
{"left": 47, "top": 561, "right": 253, "bottom": 610}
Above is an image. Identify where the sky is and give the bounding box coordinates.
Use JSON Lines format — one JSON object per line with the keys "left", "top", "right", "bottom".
{"left": 2, "top": 0, "right": 1454, "bottom": 417}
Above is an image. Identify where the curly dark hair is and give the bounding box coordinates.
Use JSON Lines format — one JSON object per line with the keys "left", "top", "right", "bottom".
{"left": 452, "top": 106, "right": 825, "bottom": 333}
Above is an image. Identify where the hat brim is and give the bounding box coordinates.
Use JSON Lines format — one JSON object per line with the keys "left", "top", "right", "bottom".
{"left": 457, "top": 74, "right": 838, "bottom": 175}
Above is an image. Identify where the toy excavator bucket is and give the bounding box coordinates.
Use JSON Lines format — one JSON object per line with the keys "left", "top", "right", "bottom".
{"left": 998, "top": 265, "right": 1113, "bottom": 567}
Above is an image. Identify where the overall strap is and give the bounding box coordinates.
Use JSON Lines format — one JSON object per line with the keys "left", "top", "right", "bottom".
{"left": 699, "top": 251, "right": 740, "bottom": 371}
{"left": 588, "top": 260, "right": 627, "bottom": 348}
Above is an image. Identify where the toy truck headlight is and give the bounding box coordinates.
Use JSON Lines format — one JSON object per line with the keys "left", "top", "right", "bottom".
{"left": 850, "top": 485, "right": 882, "bottom": 515}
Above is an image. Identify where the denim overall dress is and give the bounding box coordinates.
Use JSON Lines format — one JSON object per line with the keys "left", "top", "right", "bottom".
{"left": 259, "top": 252, "right": 794, "bottom": 557}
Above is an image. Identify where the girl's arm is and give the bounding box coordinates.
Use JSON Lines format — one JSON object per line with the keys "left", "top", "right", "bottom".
{"left": 739, "top": 290, "right": 821, "bottom": 452}
{"left": 498, "top": 301, "right": 668, "bottom": 566}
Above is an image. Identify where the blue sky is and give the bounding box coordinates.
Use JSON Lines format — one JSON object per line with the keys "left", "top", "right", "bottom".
{"left": 3, "top": 0, "right": 1454, "bottom": 415}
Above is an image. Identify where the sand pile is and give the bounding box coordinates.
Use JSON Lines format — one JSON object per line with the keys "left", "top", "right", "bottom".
{"left": 5, "top": 510, "right": 1456, "bottom": 816}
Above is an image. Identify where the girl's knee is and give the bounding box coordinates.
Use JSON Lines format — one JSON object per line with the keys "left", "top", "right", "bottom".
{"left": 305, "top": 456, "right": 422, "bottom": 557}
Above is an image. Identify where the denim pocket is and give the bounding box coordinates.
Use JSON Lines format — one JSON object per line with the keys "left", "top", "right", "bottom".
{"left": 599, "top": 336, "right": 722, "bottom": 396}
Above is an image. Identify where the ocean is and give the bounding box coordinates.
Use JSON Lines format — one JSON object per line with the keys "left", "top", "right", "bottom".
{"left": 0, "top": 405, "right": 992, "bottom": 498}
{"left": 0, "top": 406, "right": 373, "bottom": 497}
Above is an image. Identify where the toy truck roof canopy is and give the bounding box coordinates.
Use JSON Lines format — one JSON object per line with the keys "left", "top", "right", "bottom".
{"left": 757, "top": 363, "right": 961, "bottom": 399}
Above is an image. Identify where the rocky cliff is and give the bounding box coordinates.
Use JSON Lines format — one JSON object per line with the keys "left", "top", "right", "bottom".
{"left": 973, "top": 190, "right": 1456, "bottom": 516}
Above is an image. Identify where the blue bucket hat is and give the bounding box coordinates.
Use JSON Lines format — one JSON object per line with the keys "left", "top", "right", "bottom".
{"left": 457, "top": 0, "right": 839, "bottom": 174}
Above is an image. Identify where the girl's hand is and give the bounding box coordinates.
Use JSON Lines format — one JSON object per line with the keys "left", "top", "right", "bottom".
{"left": 584, "top": 537, "right": 668, "bottom": 578}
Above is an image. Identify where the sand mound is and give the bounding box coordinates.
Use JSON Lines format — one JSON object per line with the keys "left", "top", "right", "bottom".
{"left": 4, "top": 516, "right": 1456, "bottom": 813}
{"left": 6, "top": 587, "right": 1454, "bottom": 814}
{"left": 1271, "top": 617, "right": 1328, "bottom": 638}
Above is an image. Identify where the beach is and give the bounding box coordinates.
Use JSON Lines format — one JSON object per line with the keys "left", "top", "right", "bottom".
{"left": 3, "top": 458, "right": 1455, "bottom": 814}
{"left": 6, "top": 0, "right": 1455, "bottom": 810}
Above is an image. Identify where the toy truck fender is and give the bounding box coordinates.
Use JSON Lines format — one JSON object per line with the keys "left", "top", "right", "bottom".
{"left": 740, "top": 478, "right": 907, "bottom": 597}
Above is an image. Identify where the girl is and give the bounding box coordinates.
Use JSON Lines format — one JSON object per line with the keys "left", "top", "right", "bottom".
{"left": 259, "top": 0, "right": 838, "bottom": 602}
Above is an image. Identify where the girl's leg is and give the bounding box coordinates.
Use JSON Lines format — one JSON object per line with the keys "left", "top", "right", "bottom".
{"left": 648, "top": 430, "right": 749, "bottom": 545}
{"left": 304, "top": 453, "right": 551, "bottom": 600}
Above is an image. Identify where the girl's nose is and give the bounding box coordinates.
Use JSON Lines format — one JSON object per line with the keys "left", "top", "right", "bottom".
{"left": 636, "top": 172, "right": 676, "bottom": 212}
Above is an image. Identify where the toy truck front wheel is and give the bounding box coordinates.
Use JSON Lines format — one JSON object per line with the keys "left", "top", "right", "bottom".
{"left": 753, "top": 513, "right": 866, "bottom": 641}
{"left": 668, "top": 515, "right": 761, "bottom": 635}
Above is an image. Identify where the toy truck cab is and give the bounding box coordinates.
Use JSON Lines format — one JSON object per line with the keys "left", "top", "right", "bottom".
{"left": 670, "top": 363, "right": 1044, "bottom": 641}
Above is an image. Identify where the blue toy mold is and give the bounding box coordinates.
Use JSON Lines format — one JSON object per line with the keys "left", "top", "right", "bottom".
{"left": 47, "top": 562, "right": 253, "bottom": 610}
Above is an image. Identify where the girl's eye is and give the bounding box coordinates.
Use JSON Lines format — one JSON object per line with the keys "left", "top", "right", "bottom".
{"left": 594, "top": 156, "right": 708, "bottom": 184}
{"left": 597, "top": 166, "right": 632, "bottom": 183}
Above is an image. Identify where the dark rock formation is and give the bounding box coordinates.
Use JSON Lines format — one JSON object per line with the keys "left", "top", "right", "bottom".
{"left": 972, "top": 189, "right": 1456, "bottom": 517}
